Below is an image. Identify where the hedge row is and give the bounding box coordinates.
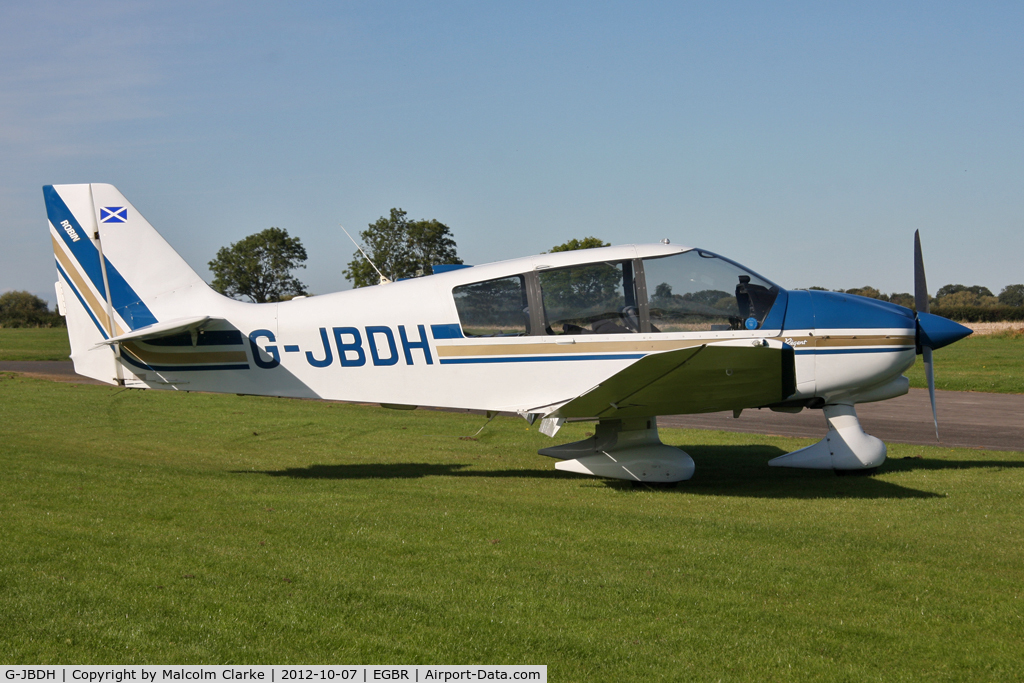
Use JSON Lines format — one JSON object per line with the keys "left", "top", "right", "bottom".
{"left": 0, "top": 318, "right": 66, "bottom": 328}
{"left": 930, "top": 306, "right": 1024, "bottom": 323}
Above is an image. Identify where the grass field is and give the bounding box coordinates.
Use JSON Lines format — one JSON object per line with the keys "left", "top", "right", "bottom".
{"left": 2, "top": 374, "right": 1022, "bottom": 678}
{"left": 0, "top": 328, "right": 70, "bottom": 361}
{"left": 905, "top": 330, "right": 1024, "bottom": 394}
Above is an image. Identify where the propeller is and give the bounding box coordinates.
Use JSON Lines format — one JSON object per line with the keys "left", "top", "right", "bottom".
{"left": 913, "top": 231, "right": 973, "bottom": 440}
{"left": 914, "top": 230, "right": 938, "bottom": 439}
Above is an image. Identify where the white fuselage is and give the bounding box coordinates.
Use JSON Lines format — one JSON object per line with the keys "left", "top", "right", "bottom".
{"left": 105, "top": 245, "right": 917, "bottom": 415}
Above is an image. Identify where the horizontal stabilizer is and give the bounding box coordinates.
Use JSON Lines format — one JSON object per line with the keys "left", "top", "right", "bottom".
{"left": 548, "top": 338, "right": 796, "bottom": 420}
{"left": 94, "top": 316, "right": 214, "bottom": 347}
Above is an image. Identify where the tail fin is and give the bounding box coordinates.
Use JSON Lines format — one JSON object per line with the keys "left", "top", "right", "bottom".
{"left": 45, "top": 183, "right": 216, "bottom": 383}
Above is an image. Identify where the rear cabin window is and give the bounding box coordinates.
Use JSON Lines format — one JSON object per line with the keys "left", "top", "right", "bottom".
{"left": 643, "top": 250, "right": 779, "bottom": 332}
{"left": 539, "top": 261, "right": 639, "bottom": 335}
{"left": 453, "top": 276, "right": 529, "bottom": 337}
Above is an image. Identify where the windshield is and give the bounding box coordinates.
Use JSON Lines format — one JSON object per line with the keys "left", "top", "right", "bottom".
{"left": 642, "top": 250, "right": 779, "bottom": 332}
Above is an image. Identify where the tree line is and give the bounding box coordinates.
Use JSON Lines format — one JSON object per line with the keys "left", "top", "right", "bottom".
{"left": 805, "top": 284, "right": 1024, "bottom": 322}
{"left": 0, "top": 291, "right": 66, "bottom": 328}
{"left": 810, "top": 283, "right": 1024, "bottom": 308}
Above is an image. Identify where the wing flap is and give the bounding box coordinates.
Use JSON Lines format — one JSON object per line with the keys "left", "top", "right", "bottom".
{"left": 549, "top": 339, "right": 795, "bottom": 419}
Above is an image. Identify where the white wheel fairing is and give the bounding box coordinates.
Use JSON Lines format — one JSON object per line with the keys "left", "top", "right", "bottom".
{"left": 768, "top": 404, "right": 886, "bottom": 471}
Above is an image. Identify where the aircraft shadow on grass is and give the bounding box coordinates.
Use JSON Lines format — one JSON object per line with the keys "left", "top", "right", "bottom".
{"left": 235, "top": 444, "right": 966, "bottom": 500}
{"left": 882, "top": 456, "right": 1024, "bottom": 473}
{"left": 240, "top": 462, "right": 576, "bottom": 481}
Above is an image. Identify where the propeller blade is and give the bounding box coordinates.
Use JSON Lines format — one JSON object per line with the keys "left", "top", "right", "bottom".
{"left": 915, "top": 230, "right": 946, "bottom": 440}
{"left": 923, "top": 346, "right": 938, "bottom": 440}
{"left": 914, "top": 230, "right": 929, "bottom": 315}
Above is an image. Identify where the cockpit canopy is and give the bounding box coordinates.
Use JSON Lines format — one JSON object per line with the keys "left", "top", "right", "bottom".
{"left": 453, "top": 249, "right": 780, "bottom": 337}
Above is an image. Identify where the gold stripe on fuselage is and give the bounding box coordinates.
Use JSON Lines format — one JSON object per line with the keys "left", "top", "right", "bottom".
{"left": 786, "top": 335, "right": 915, "bottom": 349}
{"left": 435, "top": 338, "right": 706, "bottom": 357}
{"left": 435, "top": 334, "right": 915, "bottom": 357}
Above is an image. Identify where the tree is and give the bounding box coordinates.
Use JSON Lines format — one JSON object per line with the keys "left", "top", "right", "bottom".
{"left": 344, "top": 209, "right": 462, "bottom": 288}
{"left": 938, "top": 290, "right": 977, "bottom": 306}
{"left": 936, "top": 284, "right": 993, "bottom": 299}
{"left": 685, "top": 289, "right": 734, "bottom": 308}
{"left": 407, "top": 218, "right": 461, "bottom": 276}
{"left": 933, "top": 284, "right": 1000, "bottom": 308}
{"left": 844, "top": 286, "right": 887, "bottom": 301}
{"left": 0, "top": 291, "right": 63, "bottom": 328}
{"left": 888, "top": 292, "right": 915, "bottom": 309}
{"left": 998, "top": 284, "right": 1024, "bottom": 307}
{"left": 548, "top": 237, "right": 609, "bottom": 253}
{"left": 208, "top": 227, "right": 308, "bottom": 303}
{"left": 653, "top": 282, "right": 674, "bottom": 299}
{"left": 540, "top": 237, "right": 619, "bottom": 312}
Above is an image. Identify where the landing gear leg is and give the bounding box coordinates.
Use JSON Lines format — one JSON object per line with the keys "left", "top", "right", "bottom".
{"left": 768, "top": 403, "right": 886, "bottom": 471}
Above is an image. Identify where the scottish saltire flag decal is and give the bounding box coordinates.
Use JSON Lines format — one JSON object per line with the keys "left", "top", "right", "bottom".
{"left": 100, "top": 206, "right": 127, "bottom": 223}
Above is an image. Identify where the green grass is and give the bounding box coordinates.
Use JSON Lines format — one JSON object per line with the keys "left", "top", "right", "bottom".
{"left": 2, "top": 374, "right": 1023, "bottom": 679}
{"left": 0, "top": 328, "right": 71, "bottom": 361}
{"left": 906, "top": 330, "right": 1024, "bottom": 393}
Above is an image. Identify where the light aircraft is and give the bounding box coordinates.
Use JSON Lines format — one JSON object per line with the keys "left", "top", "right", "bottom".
{"left": 45, "top": 183, "right": 972, "bottom": 483}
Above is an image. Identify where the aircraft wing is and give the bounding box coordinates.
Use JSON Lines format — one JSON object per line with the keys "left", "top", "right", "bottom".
{"left": 94, "top": 316, "right": 214, "bottom": 346}
{"left": 547, "top": 338, "right": 796, "bottom": 420}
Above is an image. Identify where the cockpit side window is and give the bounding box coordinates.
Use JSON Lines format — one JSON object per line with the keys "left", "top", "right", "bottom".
{"left": 453, "top": 275, "right": 530, "bottom": 337}
{"left": 642, "top": 250, "right": 779, "bottom": 332}
{"left": 538, "top": 261, "right": 639, "bottom": 335}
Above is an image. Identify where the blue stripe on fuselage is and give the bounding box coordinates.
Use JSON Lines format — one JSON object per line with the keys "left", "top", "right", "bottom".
{"left": 430, "top": 323, "right": 464, "bottom": 339}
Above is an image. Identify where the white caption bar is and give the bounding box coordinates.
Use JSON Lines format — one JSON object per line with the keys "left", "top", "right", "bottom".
{"left": 1, "top": 667, "right": 545, "bottom": 683}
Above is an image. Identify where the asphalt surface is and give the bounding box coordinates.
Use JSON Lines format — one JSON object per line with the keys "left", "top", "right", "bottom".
{"left": 660, "top": 390, "right": 1024, "bottom": 453}
{"left": 0, "top": 360, "right": 108, "bottom": 384}
{"left": 3, "top": 360, "right": 1021, "bottom": 452}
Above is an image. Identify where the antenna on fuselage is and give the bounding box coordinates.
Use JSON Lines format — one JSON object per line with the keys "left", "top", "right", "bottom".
{"left": 340, "top": 224, "right": 391, "bottom": 285}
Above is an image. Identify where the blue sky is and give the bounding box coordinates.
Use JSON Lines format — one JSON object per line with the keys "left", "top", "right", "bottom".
{"left": 3, "top": 1, "right": 1022, "bottom": 304}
